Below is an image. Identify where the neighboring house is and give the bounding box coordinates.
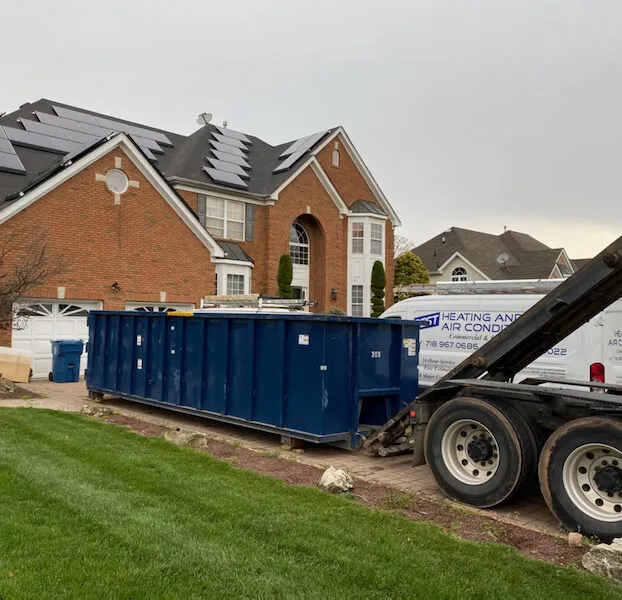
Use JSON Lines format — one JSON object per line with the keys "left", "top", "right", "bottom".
{"left": 412, "top": 227, "right": 576, "bottom": 283}
{"left": 0, "top": 99, "right": 399, "bottom": 376}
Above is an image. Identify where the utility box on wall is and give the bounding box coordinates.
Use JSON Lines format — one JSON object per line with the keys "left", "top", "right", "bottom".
{"left": 86, "top": 311, "right": 420, "bottom": 448}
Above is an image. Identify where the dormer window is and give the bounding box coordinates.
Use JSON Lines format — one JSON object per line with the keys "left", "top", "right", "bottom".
{"left": 451, "top": 267, "right": 467, "bottom": 282}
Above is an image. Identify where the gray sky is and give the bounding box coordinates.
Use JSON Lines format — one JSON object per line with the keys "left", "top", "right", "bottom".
{"left": 2, "top": 0, "right": 620, "bottom": 258}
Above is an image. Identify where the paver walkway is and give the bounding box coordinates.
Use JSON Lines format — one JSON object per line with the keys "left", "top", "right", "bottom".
{"left": 13, "top": 380, "right": 562, "bottom": 537}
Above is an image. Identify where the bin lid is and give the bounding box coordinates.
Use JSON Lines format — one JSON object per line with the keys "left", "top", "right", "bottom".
{"left": 50, "top": 339, "right": 84, "bottom": 346}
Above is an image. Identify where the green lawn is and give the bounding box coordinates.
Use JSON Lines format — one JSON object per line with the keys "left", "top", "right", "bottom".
{"left": 0, "top": 409, "right": 618, "bottom": 600}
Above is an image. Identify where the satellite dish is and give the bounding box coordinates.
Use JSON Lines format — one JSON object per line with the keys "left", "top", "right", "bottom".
{"left": 496, "top": 253, "right": 510, "bottom": 266}
{"left": 197, "top": 112, "right": 213, "bottom": 125}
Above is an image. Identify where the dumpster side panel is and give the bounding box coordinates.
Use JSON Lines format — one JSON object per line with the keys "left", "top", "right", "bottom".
{"left": 254, "top": 319, "right": 286, "bottom": 427}
{"left": 283, "top": 319, "right": 325, "bottom": 434}
{"left": 180, "top": 317, "right": 205, "bottom": 411}
{"left": 321, "top": 322, "right": 354, "bottom": 436}
{"left": 228, "top": 319, "right": 255, "bottom": 420}
{"left": 118, "top": 315, "right": 135, "bottom": 395}
{"left": 103, "top": 315, "right": 120, "bottom": 391}
{"left": 146, "top": 316, "right": 166, "bottom": 402}
{"left": 202, "top": 319, "right": 228, "bottom": 414}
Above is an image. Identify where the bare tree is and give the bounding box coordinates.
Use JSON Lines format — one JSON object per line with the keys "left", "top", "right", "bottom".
{"left": 0, "top": 227, "right": 66, "bottom": 330}
{"left": 394, "top": 234, "right": 414, "bottom": 258}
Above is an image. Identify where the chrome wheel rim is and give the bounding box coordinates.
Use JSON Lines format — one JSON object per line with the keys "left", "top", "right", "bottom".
{"left": 441, "top": 419, "right": 500, "bottom": 486}
{"left": 563, "top": 443, "right": 622, "bottom": 522}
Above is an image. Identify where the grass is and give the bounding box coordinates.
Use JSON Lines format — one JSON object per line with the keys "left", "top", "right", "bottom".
{"left": 0, "top": 409, "right": 619, "bottom": 600}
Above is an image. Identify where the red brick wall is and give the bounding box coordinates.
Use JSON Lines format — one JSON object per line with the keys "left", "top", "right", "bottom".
{"left": 0, "top": 148, "right": 215, "bottom": 345}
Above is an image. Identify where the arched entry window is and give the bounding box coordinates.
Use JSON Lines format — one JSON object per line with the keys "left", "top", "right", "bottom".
{"left": 451, "top": 267, "right": 467, "bottom": 282}
{"left": 289, "top": 221, "right": 309, "bottom": 265}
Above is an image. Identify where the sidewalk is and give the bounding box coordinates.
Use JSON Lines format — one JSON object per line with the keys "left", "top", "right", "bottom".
{"left": 14, "top": 379, "right": 562, "bottom": 537}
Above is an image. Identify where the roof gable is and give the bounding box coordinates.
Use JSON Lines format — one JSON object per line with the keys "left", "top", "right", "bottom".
{"left": 413, "top": 227, "right": 572, "bottom": 280}
{"left": 0, "top": 132, "right": 224, "bottom": 258}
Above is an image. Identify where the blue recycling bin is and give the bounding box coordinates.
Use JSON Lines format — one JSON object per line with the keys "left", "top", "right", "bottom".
{"left": 50, "top": 340, "right": 84, "bottom": 383}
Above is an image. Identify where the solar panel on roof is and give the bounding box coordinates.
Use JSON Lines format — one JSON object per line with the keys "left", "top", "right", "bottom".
{"left": 211, "top": 150, "right": 250, "bottom": 169}
{"left": 54, "top": 139, "right": 84, "bottom": 153}
{"left": 273, "top": 150, "right": 305, "bottom": 173}
{"left": 203, "top": 167, "right": 248, "bottom": 188}
{"left": 279, "top": 130, "right": 328, "bottom": 158}
{"left": 53, "top": 106, "right": 174, "bottom": 147}
{"left": 37, "top": 112, "right": 114, "bottom": 139}
{"left": 0, "top": 126, "right": 8, "bottom": 139}
{"left": 140, "top": 146, "right": 157, "bottom": 162}
{"left": 66, "top": 130, "right": 100, "bottom": 145}
{"left": 207, "top": 158, "right": 249, "bottom": 178}
{"left": 0, "top": 151, "right": 26, "bottom": 174}
{"left": 211, "top": 133, "right": 248, "bottom": 151}
{"left": 0, "top": 138, "right": 14, "bottom": 154}
{"left": 279, "top": 134, "right": 311, "bottom": 158}
{"left": 3, "top": 126, "right": 66, "bottom": 154}
{"left": 131, "top": 135, "right": 164, "bottom": 153}
{"left": 210, "top": 141, "right": 246, "bottom": 158}
{"left": 21, "top": 119, "right": 74, "bottom": 141}
{"left": 215, "top": 126, "right": 252, "bottom": 145}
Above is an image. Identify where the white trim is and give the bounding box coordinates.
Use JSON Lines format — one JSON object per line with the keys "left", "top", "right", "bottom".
{"left": 0, "top": 134, "right": 225, "bottom": 259}
{"left": 435, "top": 251, "right": 490, "bottom": 280}
{"left": 270, "top": 156, "right": 349, "bottom": 217}
{"left": 311, "top": 128, "right": 401, "bottom": 226}
{"left": 173, "top": 183, "right": 275, "bottom": 206}
{"left": 348, "top": 212, "right": 388, "bottom": 221}
{"left": 211, "top": 258, "right": 254, "bottom": 268}
{"left": 556, "top": 248, "right": 574, "bottom": 272}
{"left": 549, "top": 264, "right": 563, "bottom": 279}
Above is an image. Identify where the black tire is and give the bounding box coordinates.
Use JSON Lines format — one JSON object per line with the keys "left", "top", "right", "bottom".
{"left": 48, "top": 372, "right": 53, "bottom": 382}
{"left": 424, "top": 396, "right": 539, "bottom": 508}
{"left": 538, "top": 417, "right": 622, "bottom": 542}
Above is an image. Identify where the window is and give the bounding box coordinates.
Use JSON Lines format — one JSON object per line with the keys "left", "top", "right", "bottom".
{"left": 451, "top": 267, "right": 467, "bottom": 282}
{"left": 332, "top": 149, "right": 340, "bottom": 167}
{"left": 351, "top": 285, "right": 364, "bottom": 317}
{"left": 214, "top": 272, "right": 219, "bottom": 295}
{"left": 289, "top": 221, "right": 309, "bottom": 265}
{"left": 226, "top": 274, "right": 245, "bottom": 295}
{"left": 352, "top": 222, "right": 364, "bottom": 254}
{"left": 371, "top": 223, "right": 383, "bottom": 255}
{"left": 199, "top": 195, "right": 245, "bottom": 241}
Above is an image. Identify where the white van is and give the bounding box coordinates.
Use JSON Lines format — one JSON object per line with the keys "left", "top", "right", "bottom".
{"left": 382, "top": 294, "right": 622, "bottom": 390}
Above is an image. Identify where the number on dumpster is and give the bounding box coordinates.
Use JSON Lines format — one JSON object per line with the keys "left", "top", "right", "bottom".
{"left": 371, "top": 350, "right": 382, "bottom": 359}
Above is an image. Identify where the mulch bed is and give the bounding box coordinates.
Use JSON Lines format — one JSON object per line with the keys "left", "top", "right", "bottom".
{"left": 0, "top": 385, "right": 43, "bottom": 400}
{"left": 102, "top": 412, "right": 588, "bottom": 568}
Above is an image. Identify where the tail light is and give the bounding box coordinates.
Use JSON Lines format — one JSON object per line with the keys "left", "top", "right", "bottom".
{"left": 590, "top": 362, "right": 605, "bottom": 383}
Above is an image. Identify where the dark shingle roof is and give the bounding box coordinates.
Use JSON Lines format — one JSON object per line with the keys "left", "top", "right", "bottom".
{"left": 218, "top": 241, "right": 253, "bottom": 263}
{"left": 350, "top": 199, "right": 386, "bottom": 215}
{"left": 0, "top": 98, "right": 334, "bottom": 202}
{"left": 412, "top": 227, "right": 564, "bottom": 280}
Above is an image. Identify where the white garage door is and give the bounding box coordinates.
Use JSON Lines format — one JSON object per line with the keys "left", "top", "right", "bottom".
{"left": 12, "top": 301, "right": 102, "bottom": 379}
{"left": 125, "top": 302, "right": 195, "bottom": 312}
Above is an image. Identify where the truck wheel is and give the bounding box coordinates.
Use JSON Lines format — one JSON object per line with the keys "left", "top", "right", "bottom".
{"left": 538, "top": 417, "right": 622, "bottom": 542}
{"left": 424, "top": 397, "right": 538, "bottom": 508}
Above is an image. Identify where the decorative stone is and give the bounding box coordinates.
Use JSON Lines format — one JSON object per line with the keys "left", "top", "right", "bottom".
{"left": 81, "top": 405, "right": 113, "bottom": 418}
{"left": 568, "top": 532, "right": 584, "bottom": 547}
{"left": 582, "top": 537, "right": 622, "bottom": 584}
{"left": 164, "top": 429, "right": 207, "bottom": 449}
{"left": 319, "top": 466, "right": 353, "bottom": 493}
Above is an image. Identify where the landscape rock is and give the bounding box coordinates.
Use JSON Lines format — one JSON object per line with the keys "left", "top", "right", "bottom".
{"left": 582, "top": 537, "right": 622, "bottom": 584}
{"left": 568, "top": 532, "right": 584, "bottom": 548}
{"left": 319, "top": 466, "right": 353, "bottom": 493}
{"left": 164, "top": 428, "right": 208, "bottom": 449}
{"left": 81, "top": 405, "right": 113, "bottom": 418}
{"left": 0, "top": 377, "right": 16, "bottom": 393}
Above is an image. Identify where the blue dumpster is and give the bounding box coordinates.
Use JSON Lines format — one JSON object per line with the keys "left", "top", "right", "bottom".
{"left": 50, "top": 340, "right": 84, "bottom": 383}
{"left": 86, "top": 312, "right": 420, "bottom": 448}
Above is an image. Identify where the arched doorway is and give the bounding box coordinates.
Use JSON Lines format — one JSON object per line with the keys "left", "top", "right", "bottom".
{"left": 289, "top": 215, "right": 325, "bottom": 311}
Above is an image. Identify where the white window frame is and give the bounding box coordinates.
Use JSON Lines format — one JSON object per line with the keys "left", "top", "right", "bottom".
{"left": 451, "top": 267, "right": 468, "bottom": 282}
{"left": 352, "top": 222, "right": 364, "bottom": 254}
{"left": 370, "top": 222, "right": 383, "bottom": 256}
{"left": 226, "top": 273, "right": 245, "bottom": 295}
{"left": 200, "top": 195, "right": 246, "bottom": 241}
{"left": 351, "top": 285, "right": 364, "bottom": 317}
{"left": 289, "top": 222, "right": 310, "bottom": 266}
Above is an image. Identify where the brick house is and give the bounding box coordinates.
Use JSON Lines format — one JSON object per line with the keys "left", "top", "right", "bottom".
{"left": 0, "top": 100, "right": 400, "bottom": 376}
